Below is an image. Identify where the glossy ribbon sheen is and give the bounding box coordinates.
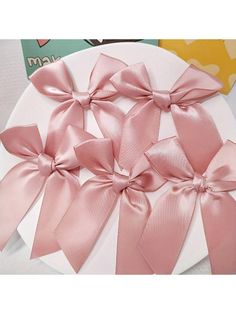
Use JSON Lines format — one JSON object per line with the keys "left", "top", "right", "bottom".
{"left": 139, "top": 137, "right": 236, "bottom": 274}
{"left": 30, "top": 54, "right": 126, "bottom": 159}
{"left": 111, "top": 63, "right": 223, "bottom": 172}
{"left": 55, "top": 136, "right": 165, "bottom": 273}
{"left": 0, "top": 125, "right": 93, "bottom": 258}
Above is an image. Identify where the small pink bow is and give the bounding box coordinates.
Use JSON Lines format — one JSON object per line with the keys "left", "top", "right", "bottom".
{"left": 139, "top": 137, "right": 236, "bottom": 274}
{"left": 0, "top": 124, "right": 93, "bottom": 258}
{"left": 111, "top": 63, "right": 223, "bottom": 172}
{"left": 30, "top": 54, "right": 126, "bottom": 159}
{"left": 55, "top": 134, "right": 165, "bottom": 273}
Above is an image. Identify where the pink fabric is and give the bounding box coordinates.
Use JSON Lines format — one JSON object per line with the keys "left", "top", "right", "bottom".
{"left": 30, "top": 54, "right": 127, "bottom": 159}
{"left": 1, "top": 53, "right": 232, "bottom": 275}
{"left": 0, "top": 125, "right": 93, "bottom": 258}
{"left": 139, "top": 137, "right": 236, "bottom": 274}
{"left": 111, "top": 63, "right": 223, "bottom": 172}
{"left": 55, "top": 137, "right": 165, "bottom": 273}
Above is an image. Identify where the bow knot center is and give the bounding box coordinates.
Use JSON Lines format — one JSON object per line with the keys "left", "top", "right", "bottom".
{"left": 38, "top": 153, "right": 56, "bottom": 177}
{"left": 192, "top": 173, "right": 208, "bottom": 193}
{"left": 112, "top": 172, "right": 130, "bottom": 193}
{"left": 72, "top": 91, "right": 91, "bottom": 109}
{"left": 152, "top": 90, "right": 171, "bottom": 112}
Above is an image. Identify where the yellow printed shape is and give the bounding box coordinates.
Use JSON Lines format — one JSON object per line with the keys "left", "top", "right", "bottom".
{"left": 224, "top": 40, "right": 236, "bottom": 59}
{"left": 187, "top": 59, "right": 220, "bottom": 76}
{"left": 159, "top": 40, "right": 236, "bottom": 94}
{"left": 229, "top": 74, "right": 236, "bottom": 88}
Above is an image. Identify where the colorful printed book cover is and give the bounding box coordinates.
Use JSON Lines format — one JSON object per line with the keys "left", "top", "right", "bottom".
{"left": 21, "top": 39, "right": 158, "bottom": 77}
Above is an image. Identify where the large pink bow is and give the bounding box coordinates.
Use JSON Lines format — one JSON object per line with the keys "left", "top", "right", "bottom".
{"left": 111, "top": 63, "right": 223, "bottom": 172}
{"left": 139, "top": 137, "right": 236, "bottom": 274}
{"left": 0, "top": 124, "right": 92, "bottom": 258}
{"left": 30, "top": 54, "right": 126, "bottom": 158}
{"left": 55, "top": 135, "right": 165, "bottom": 273}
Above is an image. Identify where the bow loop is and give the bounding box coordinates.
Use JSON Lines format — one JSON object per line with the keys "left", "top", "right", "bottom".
{"left": 30, "top": 60, "right": 74, "bottom": 102}
{"left": 110, "top": 62, "right": 152, "bottom": 99}
{"left": 0, "top": 125, "right": 43, "bottom": 159}
{"left": 88, "top": 53, "right": 127, "bottom": 94}
{"left": 74, "top": 138, "right": 114, "bottom": 175}
{"left": 72, "top": 91, "right": 91, "bottom": 110}
{"left": 112, "top": 172, "right": 130, "bottom": 193}
{"left": 152, "top": 90, "right": 171, "bottom": 112}
{"left": 170, "top": 64, "right": 223, "bottom": 104}
{"left": 145, "top": 137, "right": 194, "bottom": 182}
{"left": 37, "top": 153, "right": 56, "bottom": 177}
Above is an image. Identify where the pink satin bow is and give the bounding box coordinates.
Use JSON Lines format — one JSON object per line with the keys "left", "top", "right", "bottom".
{"left": 30, "top": 54, "right": 126, "bottom": 158}
{"left": 111, "top": 63, "right": 223, "bottom": 172}
{"left": 0, "top": 124, "right": 93, "bottom": 258}
{"left": 139, "top": 137, "right": 236, "bottom": 274}
{"left": 55, "top": 135, "right": 165, "bottom": 273}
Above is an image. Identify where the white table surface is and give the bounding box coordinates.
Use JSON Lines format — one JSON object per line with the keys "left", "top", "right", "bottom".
{"left": 1, "top": 40, "right": 235, "bottom": 274}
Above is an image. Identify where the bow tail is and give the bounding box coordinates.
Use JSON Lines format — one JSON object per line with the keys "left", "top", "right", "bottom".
{"left": 31, "top": 171, "right": 79, "bottom": 259}
{"left": 119, "top": 100, "right": 160, "bottom": 171}
{"left": 91, "top": 100, "right": 125, "bottom": 160}
{"left": 201, "top": 192, "right": 236, "bottom": 274}
{"left": 139, "top": 186, "right": 197, "bottom": 274}
{"left": 55, "top": 177, "right": 118, "bottom": 273}
{"left": 171, "top": 104, "right": 223, "bottom": 174}
{"left": 45, "top": 100, "right": 84, "bottom": 156}
{"left": 0, "top": 162, "right": 45, "bottom": 250}
{"left": 116, "top": 189, "right": 153, "bottom": 274}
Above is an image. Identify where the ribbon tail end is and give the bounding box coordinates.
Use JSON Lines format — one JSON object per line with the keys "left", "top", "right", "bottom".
{"left": 30, "top": 240, "right": 61, "bottom": 260}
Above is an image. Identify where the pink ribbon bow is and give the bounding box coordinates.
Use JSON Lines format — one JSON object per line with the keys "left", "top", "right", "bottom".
{"left": 30, "top": 54, "right": 126, "bottom": 158}
{"left": 55, "top": 134, "right": 165, "bottom": 273}
{"left": 111, "top": 63, "right": 223, "bottom": 172}
{"left": 0, "top": 124, "right": 93, "bottom": 258}
{"left": 139, "top": 137, "right": 236, "bottom": 274}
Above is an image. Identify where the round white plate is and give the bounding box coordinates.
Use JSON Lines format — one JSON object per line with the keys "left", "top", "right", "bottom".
{"left": 1, "top": 42, "right": 236, "bottom": 274}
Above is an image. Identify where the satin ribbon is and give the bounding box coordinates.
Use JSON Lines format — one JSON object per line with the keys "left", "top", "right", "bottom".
{"left": 30, "top": 54, "right": 126, "bottom": 159}
{"left": 55, "top": 135, "right": 165, "bottom": 273}
{"left": 139, "top": 137, "right": 236, "bottom": 274}
{"left": 110, "top": 63, "right": 223, "bottom": 172}
{"left": 0, "top": 124, "right": 93, "bottom": 258}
